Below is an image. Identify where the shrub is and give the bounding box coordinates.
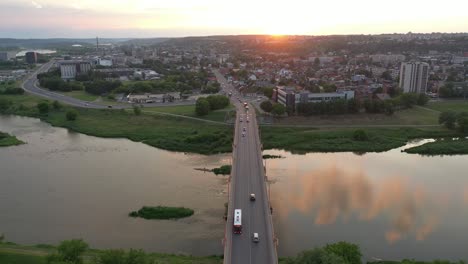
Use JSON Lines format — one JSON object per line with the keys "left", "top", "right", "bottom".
{"left": 66, "top": 110, "right": 78, "bottom": 121}
{"left": 195, "top": 98, "right": 210, "bottom": 116}
{"left": 129, "top": 206, "right": 194, "bottom": 220}
{"left": 353, "top": 130, "right": 369, "bottom": 141}
{"left": 37, "top": 102, "right": 49, "bottom": 114}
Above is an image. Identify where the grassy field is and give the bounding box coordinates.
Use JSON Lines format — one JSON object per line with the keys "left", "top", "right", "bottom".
{"left": 0, "top": 94, "right": 233, "bottom": 155}
{"left": 0, "top": 131, "right": 24, "bottom": 147}
{"left": 404, "top": 138, "right": 468, "bottom": 155}
{"left": 129, "top": 206, "right": 194, "bottom": 220}
{"left": 272, "top": 107, "right": 439, "bottom": 126}
{"left": 0, "top": 243, "right": 222, "bottom": 264}
{"left": 261, "top": 127, "right": 462, "bottom": 153}
{"left": 56, "top": 90, "right": 99, "bottom": 101}
{"left": 426, "top": 100, "right": 468, "bottom": 112}
{"left": 142, "top": 104, "right": 235, "bottom": 122}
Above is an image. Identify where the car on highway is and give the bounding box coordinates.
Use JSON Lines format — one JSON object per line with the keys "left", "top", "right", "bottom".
{"left": 243, "top": 127, "right": 246, "bottom": 131}
{"left": 240, "top": 117, "right": 243, "bottom": 122}
{"left": 252, "top": 233, "right": 259, "bottom": 243}
{"left": 250, "top": 193, "right": 256, "bottom": 201}
{"left": 242, "top": 132, "right": 246, "bottom": 137}
{"left": 107, "top": 105, "right": 113, "bottom": 108}
{"left": 246, "top": 118, "right": 250, "bottom": 123}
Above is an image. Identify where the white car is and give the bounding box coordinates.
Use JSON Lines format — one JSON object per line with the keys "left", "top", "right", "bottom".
{"left": 252, "top": 233, "right": 259, "bottom": 243}
{"left": 242, "top": 132, "right": 246, "bottom": 137}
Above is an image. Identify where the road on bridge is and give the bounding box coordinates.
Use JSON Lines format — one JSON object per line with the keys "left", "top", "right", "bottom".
{"left": 214, "top": 70, "right": 278, "bottom": 264}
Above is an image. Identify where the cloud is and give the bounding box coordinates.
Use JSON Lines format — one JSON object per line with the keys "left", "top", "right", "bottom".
{"left": 31, "top": 1, "right": 42, "bottom": 8}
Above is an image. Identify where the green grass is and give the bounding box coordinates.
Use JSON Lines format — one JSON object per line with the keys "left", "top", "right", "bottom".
{"left": 0, "top": 243, "right": 222, "bottom": 264}
{"left": 273, "top": 107, "right": 439, "bottom": 126}
{"left": 261, "top": 127, "right": 463, "bottom": 153}
{"left": 57, "top": 90, "right": 99, "bottom": 101}
{"left": 142, "top": 104, "right": 235, "bottom": 122}
{"left": 404, "top": 138, "right": 468, "bottom": 155}
{"left": 129, "top": 206, "right": 194, "bottom": 220}
{"left": 426, "top": 100, "right": 468, "bottom": 112}
{"left": 0, "top": 252, "right": 46, "bottom": 264}
{"left": 1, "top": 94, "right": 233, "bottom": 155}
{"left": 0, "top": 131, "right": 24, "bottom": 147}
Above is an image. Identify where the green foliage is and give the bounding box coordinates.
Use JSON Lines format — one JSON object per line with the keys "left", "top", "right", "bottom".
{"left": 399, "top": 93, "right": 419, "bottom": 108}
{"left": 84, "top": 80, "right": 121, "bottom": 95}
{"left": 262, "top": 154, "right": 283, "bottom": 159}
{"left": 52, "top": 100, "right": 62, "bottom": 110}
{"left": 129, "top": 206, "right": 194, "bottom": 220}
{"left": 0, "top": 131, "right": 24, "bottom": 147}
{"left": 262, "top": 87, "right": 274, "bottom": 98}
{"left": 195, "top": 97, "right": 211, "bottom": 116}
{"left": 37, "top": 102, "right": 49, "bottom": 114}
{"left": 439, "top": 111, "right": 456, "bottom": 129}
{"left": 0, "top": 97, "right": 12, "bottom": 112}
{"left": 206, "top": 95, "right": 229, "bottom": 110}
{"left": 212, "top": 165, "right": 231, "bottom": 175}
{"left": 260, "top": 100, "right": 274, "bottom": 113}
{"left": 66, "top": 110, "right": 78, "bottom": 121}
{"left": 353, "top": 130, "right": 369, "bottom": 141}
{"left": 417, "top": 93, "right": 429, "bottom": 106}
{"left": 271, "top": 103, "right": 286, "bottom": 116}
{"left": 324, "top": 241, "right": 362, "bottom": 264}
{"left": 0, "top": 252, "right": 46, "bottom": 264}
{"left": 287, "top": 248, "right": 346, "bottom": 264}
{"left": 94, "top": 249, "right": 152, "bottom": 264}
{"left": 133, "top": 105, "right": 142, "bottom": 116}
{"left": 45, "top": 239, "right": 88, "bottom": 264}
{"left": 456, "top": 112, "right": 468, "bottom": 133}
{"left": 404, "top": 138, "right": 468, "bottom": 155}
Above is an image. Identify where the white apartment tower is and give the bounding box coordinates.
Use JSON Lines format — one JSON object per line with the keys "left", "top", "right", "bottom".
{"left": 399, "top": 62, "right": 429, "bottom": 94}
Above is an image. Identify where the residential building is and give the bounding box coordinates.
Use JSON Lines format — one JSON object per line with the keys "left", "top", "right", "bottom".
{"left": 399, "top": 62, "right": 429, "bottom": 93}
{"left": 25, "top": 52, "right": 37, "bottom": 64}
{"left": 58, "top": 60, "right": 92, "bottom": 80}
{"left": 0, "top": 51, "right": 16, "bottom": 61}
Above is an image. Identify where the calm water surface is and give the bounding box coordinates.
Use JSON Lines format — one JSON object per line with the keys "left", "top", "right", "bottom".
{"left": 0, "top": 115, "right": 228, "bottom": 255}
{"left": 267, "top": 143, "right": 468, "bottom": 261}
{"left": 2, "top": 115, "right": 468, "bottom": 261}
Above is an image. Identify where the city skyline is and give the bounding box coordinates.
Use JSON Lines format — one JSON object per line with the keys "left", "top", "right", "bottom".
{"left": 1, "top": 0, "right": 468, "bottom": 38}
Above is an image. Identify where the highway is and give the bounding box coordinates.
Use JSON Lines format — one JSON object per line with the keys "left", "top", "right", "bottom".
{"left": 21, "top": 61, "right": 196, "bottom": 109}
{"left": 214, "top": 70, "right": 278, "bottom": 264}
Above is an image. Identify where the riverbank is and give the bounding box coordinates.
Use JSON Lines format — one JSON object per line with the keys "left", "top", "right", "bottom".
{"left": 404, "top": 138, "right": 468, "bottom": 155}
{"left": 129, "top": 206, "right": 194, "bottom": 220}
{"left": 260, "top": 126, "right": 463, "bottom": 153}
{"left": 0, "top": 94, "right": 233, "bottom": 155}
{"left": 2, "top": 93, "right": 466, "bottom": 155}
{"left": 0, "top": 131, "right": 24, "bottom": 147}
{"left": 0, "top": 242, "right": 223, "bottom": 264}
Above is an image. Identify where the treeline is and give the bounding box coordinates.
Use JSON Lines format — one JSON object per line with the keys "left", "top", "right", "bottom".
{"left": 0, "top": 80, "right": 23, "bottom": 95}
{"left": 296, "top": 93, "right": 428, "bottom": 116}
{"left": 439, "top": 111, "right": 468, "bottom": 133}
{"left": 37, "top": 69, "right": 84, "bottom": 92}
{"left": 439, "top": 82, "right": 468, "bottom": 98}
{"left": 195, "top": 95, "right": 230, "bottom": 116}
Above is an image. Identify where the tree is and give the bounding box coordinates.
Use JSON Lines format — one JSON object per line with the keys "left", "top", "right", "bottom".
{"left": 46, "top": 239, "right": 88, "bottom": 264}
{"left": 439, "top": 111, "right": 457, "bottom": 129}
{"left": 353, "top": 130, "right": 369, "bottom": 141}
{"left": 291, "top": 248, "right": 346, "bottom": 264}
{"left": 52, "top": 100, "right": 62, "bottom": 110}
{"left": 347, "top": 98, "right": 360, "bottom": 114}
{"left": 457, "top": 112, "right": 468, "bottom": 133}
{"left": 384, "top": 100, "right": 395, "bottom": 115}
{"left": 0, "top": 98, "right": 11, "bottom": 112}
{"left": 95, "top": 249, "right": 151, "bottom": 264}
{"left": 195, "top": 98, "right": 210, "bottom": 116}
{"left": 417, "top": 93, "right": 429, "bottom": 106}
{"left": 324, "top": 242, "right": 362, "bottom": 264}
{"left": 260, "top": 100, "right": 273, "bottom": 113}
{"left": 271, "top": 103, "right": 286, "bottom": 117}
{"left": 133, "top": 105, "right": 142, "bottom": 116}
{"left": 206, "top": 95, "right": 229, "bottom": 110}
{"left": 66, "top": 110, "right": 78, "bottom": 121}
{"left": 399, "top": 93, "right": 418, "bottom": 108}
{"left": 262, "top": 87, "right": 274, "bottom": 98}
{"left": 37, "top": 102, "right": 49, "bottom": 114}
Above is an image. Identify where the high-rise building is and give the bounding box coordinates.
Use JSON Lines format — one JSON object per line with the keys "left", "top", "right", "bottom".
{"left": 25, "top": 52, "right": 38, "bottom": 64}
{"left": 399, "top": 62, "right": 429, "bottom": 94}
{"left": 58, "top": 60, "right": 92, "bottom": 80}
{"left": 0, "top": 51, "right": 16, "bottom": 61}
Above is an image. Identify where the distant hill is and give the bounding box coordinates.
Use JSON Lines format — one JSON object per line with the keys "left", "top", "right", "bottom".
{"left": 120, "top": 38, "right": 170, "bottom": 45}
{"left": 0, "top": 38, "right": 131, "bottom": 49}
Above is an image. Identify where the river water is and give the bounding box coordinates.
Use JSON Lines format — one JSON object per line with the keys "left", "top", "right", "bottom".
{"left": 1, "top": 115, "right": 468, "bottom": 261}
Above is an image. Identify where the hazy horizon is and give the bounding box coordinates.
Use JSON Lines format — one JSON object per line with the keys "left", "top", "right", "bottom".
{"left": 1, "top": 0, "right": 468, "bottom": 38}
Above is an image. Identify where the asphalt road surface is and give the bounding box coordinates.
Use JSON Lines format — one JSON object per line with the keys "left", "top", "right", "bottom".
{"left": 214, "top": 70, "right": 278, "bottom": 264}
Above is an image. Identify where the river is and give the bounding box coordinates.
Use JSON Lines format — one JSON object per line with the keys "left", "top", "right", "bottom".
{"left": 1, "top": 115, "right": 468, "bottom": 261}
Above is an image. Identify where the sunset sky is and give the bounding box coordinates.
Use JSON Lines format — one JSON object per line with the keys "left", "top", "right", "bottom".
{"left": 1, "top": 0, "right": 468, "bottom": 38}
